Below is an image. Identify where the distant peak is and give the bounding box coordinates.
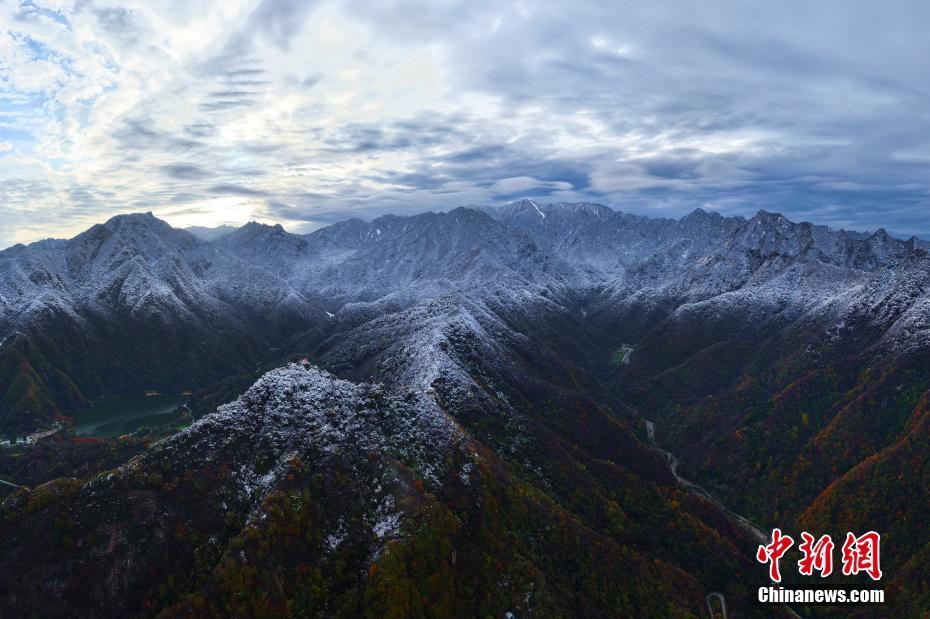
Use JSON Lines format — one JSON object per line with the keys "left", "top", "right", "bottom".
{"left": 100, "top": 212, "right": 172, "bottom": 234}
{"left": 507, "top": 198, "right": 541, "bottom": 210}
{"left": 557, "top": 202, "right": 612, "bottom": 215}
{"left": 681, "top": 207, "right": 720, "bottom": 221}
{"left": 240, "top": 220, "right": 287, "bottom": 233}
{"left": 441, "top": 207, "right": 499, "bottom": 227}
{"left": 105, "top": 211, "right": 158, "bottom": 224}
{"left": 331, "top": 217, "right": 369, "bottom": 227}
{"left": 748, "top": 210, "right": 795, "bottom": 228}
{"left": 185, "top": 224, "right": 237, "bottom": 241}
{"left": 448, "top": 205, "right": 481, "bottom": 216}
{"left": 69, "top": 212, "right": 192, "bottom": 255}
{"left": 507, "top": 198, "right": 547, "bottom": 218}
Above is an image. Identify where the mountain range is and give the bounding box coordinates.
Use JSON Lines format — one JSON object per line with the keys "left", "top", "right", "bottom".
{"left": 2, "top": 200, "right": 928, "bottom": 616}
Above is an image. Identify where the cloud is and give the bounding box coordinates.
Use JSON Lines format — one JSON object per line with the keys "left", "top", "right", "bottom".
{"left": 208, "top": 183, "right": 268, "bottom": 196}
{"left": 1, "top": 0, "right": 930, "bottom": 249}
{"left": 246, "top": 0, "right": 320, "bottom": 50}
{"left": 489, "top": 176, "right": 572, "bottom": 196}
{"left": 161, "top": 163, "right": 213, "bottom": 180}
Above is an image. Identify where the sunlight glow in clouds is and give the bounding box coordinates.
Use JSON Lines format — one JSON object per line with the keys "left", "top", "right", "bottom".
{"left": 1, "top": 0, "right": 930, "bottom": 247}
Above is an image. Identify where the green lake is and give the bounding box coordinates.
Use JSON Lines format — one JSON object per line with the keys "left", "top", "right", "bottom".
{"left": 73, "top": 395, "right": 188, "bottom": 438}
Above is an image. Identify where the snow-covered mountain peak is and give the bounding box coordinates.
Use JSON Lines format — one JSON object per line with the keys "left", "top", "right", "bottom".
{"left": 5, "top": 199, "right": 930, "bottom": 438}
{"left": 76, "top": 212, "right": 194, "bottom": 247}
{"left": 160, "top": 361, "right": 469, "bottom": 498}
{"left": 102, "top": 211, "right": 161, "bottom": 227}
{"left": 680, "top": 207, "right": 722, "bottom": 224}
{"left": 64, "top": 212, "right": 201, "bottom": 278}
{"left": 234, "top": 220, "right": 291, "bottom": 239}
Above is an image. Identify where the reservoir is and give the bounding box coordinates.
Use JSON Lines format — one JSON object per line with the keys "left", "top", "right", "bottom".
{"left": 73, "top": 394, "right": 188, "bottom": 438}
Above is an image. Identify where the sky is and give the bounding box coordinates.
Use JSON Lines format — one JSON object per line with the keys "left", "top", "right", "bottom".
{"left": 1, "top": 0, "right": 930, "bottom": 247}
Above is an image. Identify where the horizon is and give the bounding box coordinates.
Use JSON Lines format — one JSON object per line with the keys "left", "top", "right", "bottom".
{"left": 2, "top": 199, "right": 924, "bottom": 252}
{"left": 2, "top": 1, "right": 930, "bottom": 247}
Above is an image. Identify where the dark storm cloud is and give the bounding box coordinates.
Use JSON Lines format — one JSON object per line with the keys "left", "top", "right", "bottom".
{"left": 369, "top": 131, "right": 595, "bottom": 194}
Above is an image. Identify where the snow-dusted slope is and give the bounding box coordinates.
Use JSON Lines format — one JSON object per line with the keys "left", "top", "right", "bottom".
{"left": 0, "top": 355, "right": 757, "bottom": 617}
{"left": 2, "top": 202, "right": 929, "bottom": 433}
{"left": 0, "top": 213, "right": 318, "bottom": 334}
{"left": 156, "top": 361, "right": 471, "bottom": 503}
{"left": 0, "top": 213, "right": 325, "bottom": 432}
{"left": 218, "top": 207, "right": 583, "bottom": 309}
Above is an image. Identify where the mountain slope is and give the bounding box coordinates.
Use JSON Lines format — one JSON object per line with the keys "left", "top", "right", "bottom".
{"left": 0, "top": 213, "right": 323, "bottom": 434}
{"left": 0, "top": 362, "right": 759, "bottom": 617}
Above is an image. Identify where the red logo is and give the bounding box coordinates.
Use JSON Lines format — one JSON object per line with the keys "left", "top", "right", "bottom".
{"left": 757, "top": 530, "right": 882, "bottom": 581}
{"left": 756, "top": 528, "right": 794, "bottom": 583}
{"left": 798, "top": 532, "right": 834, "bottom": 577}
{"left": 841, "top": 531, "right": 883, "bottom": 581}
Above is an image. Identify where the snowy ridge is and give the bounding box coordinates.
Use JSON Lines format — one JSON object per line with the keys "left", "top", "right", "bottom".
{"left": 149, "top": 362, "right": 470, "bottom": 505}
{"left": 2, "top": 202, "right": 925, "bottom": 345}
{"left": 87, "top": 361, "right": 482, "bottom": 564}
{"left": 0, "top": 212, "right": 322, "bottom": 336}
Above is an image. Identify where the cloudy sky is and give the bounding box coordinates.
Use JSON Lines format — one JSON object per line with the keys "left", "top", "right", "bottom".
{"left": 1, "top": 0, "right": 929, "bottom": 247}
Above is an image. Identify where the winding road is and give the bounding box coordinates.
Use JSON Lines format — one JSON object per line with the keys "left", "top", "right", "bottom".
{"left": 644, "top": 419, "right": 802, "bottom": 619}
{"left": 706, "top": 592, "right": 727, "bottom": 618}
{"left": 645, "top": 420, "right": 768, "bottom": 544}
